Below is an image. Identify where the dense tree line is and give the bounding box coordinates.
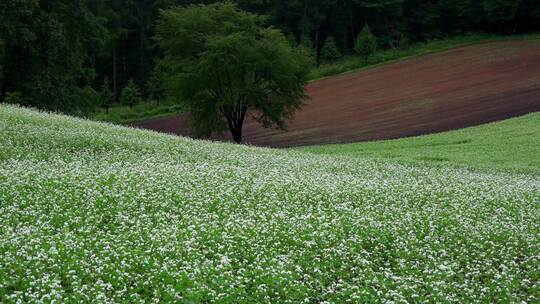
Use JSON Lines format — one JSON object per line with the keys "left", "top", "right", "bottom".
{"left": 1, "top": 0, "right": 539, "bottom": 113}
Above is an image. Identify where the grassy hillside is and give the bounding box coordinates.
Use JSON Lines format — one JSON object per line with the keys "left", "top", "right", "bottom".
{"left": 301, "top": 113, "right": 540, "bottom": 175}
{"left": 1, "top": 105, "right": 539, "bottom": 303}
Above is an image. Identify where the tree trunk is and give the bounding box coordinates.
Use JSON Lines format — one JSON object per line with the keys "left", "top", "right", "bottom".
{"left": 349, "top": 1, "right": 355, "bottom": 44}
{"left": 113, "top": 46, "right": 118, "bottom": 101}
{"left": 301, "top": 0, "right": 308, "bottom": 37}
{"left": 0, "top": 78, "right": 6, "bottom": 101}
{"left": 226, "top": 103, "right": 247, "bottom": 144}
{"left": 138, "top": 5, "right": 147, "bottom": 96}
{"left": 231, "top": 128, "right": 242, "bottom": 144}
{"left": 315, "top": 30, "right": 320, "bottom": 66}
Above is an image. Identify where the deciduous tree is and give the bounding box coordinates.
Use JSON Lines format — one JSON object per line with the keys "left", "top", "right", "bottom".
{"left": 154, "top": 2, "right": 310, "bottom": 143}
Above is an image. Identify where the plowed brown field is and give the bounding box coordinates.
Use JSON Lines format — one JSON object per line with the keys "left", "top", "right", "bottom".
{"left": 135, "top": 40, "right": 540, "bottom": 147}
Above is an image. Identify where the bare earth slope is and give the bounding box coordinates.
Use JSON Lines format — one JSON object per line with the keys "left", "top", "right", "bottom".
{"left": 135, "top": 40, "right": 540, "bottom": 147}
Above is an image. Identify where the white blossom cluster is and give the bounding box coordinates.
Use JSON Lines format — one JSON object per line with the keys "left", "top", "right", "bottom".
{"left": 1, "top": 105, "right": 539, "bottom": 303}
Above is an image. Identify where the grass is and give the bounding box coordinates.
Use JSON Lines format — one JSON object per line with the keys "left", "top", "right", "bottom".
{"left": 300, "top": 113, "right": 540, "bottom": 175}
{"left": 92, "top": 101, "right": 182, "bottom": 124}
{"left": 1, "top": 104, "right": 539, "bottom": 303}
{"left": 308, "top": 32, "right": 540, "bottom": 81}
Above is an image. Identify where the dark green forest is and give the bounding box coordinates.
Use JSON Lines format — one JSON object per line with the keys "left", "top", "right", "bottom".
{"left": 1, "top": 0, "right": 539, "bottom": 114}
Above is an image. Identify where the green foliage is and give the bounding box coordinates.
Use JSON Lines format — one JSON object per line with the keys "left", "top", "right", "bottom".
{"left": 299, "top": 33, "right": 316, "bottom": 64}
{"left": 0, "top": 37, "right": 5, "bottom": 79}
{"left": 120, "top": 79, "right": 142, "bottom": 109}
{"left": 355, "top": 24, "right": 378, "bottom": 63}
{"left": 147, "top": 61, "right": 166, "bottom": 105}
{"left": 99, "top": 77, "right": 114, "bottom": 111}
{"left": 154, "top": 2, "right": 310, "bottom": 143}
{"left": 0, "top": 0, "right": 103, "bottom": 113}
{"left": 320, "top": 36, "right": 341, "bottom": 63}
{"left": 286, "top": 32, "right": 298, "bottom": 47}
{"left": 1, "top": 0, "right": 539, "bottom": 117}
{"left": 76, "top": 86, "right": 101, "bottom": 116}
{"left": 299, "top": 33, "right": 315, "bottom": 51}
{"left": 483, "top": 0, "right": 521, "bottom": 23}
{"left": 93, "top": 102, "right": 182, "bottom": 124}
{"left": 3, "top": 92, "right": 24, "bottom": 105}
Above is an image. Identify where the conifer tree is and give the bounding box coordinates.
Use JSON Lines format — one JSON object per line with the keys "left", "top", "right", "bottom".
{"left": 147, "top": 64, "right": 165, "bottom": 105}
{"left": 299, "top": 33, "right": 316, "bottom": 66}
{"left": 354, "top": 24, "right": 377, "bottom": 64}
{"left": 320, "top": 36, "right": 341, "bottom": 63}
{"left": 286, "top": 32, "right": 298, "bottom": 48}
{"left": 120, "top": 79, "right": 142, "bottom": 109}
{"left": 99, "top": 76, "right": 114, "bottom": 113}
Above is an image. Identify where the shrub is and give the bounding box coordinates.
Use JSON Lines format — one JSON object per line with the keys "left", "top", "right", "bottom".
{"left": 3, "top": 92, "right": 24, "bottom": 105}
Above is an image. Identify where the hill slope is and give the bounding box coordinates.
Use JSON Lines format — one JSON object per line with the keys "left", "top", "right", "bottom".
{"left": 136, "top": 40, "right": 540, "bottom": 147}
{"left": 301, "top": 112, "right": 540, "bottom": 175}
{"left": 1, "top": 105, "right": 539, "bottom": 303}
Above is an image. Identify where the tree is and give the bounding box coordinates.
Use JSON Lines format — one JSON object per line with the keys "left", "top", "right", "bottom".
{"left": 120, "top": 79, "right": 142, "bottom": 108}
{"left": 154, "top": 2, "right": 310, "bottom": 143}
{"left": 147, "top": 60, "right": 166, "bottom": 105}
{"left": 0, "top": 0, "right": 103, "bottom": 114}
{"left": 354, "top": 24, "right": 377, "bottom": 64}
{"left": 99, "top": 76, "right": 114, "bottom": 113}
{"left": 299, "top": 33, "right": 317, "bottom": 65}
{"left": 320, "top": 36, "right": 341, "bottom": 63}
{"left": 286, "top": 32, "right": 298, "bottom": 47}
{"left": 0, "top": 37, "right": 5, "bottom": 98}
{"left": 95, "top": 1, "right": 130, "bottom": 100}
{"left": 3, "top": 0, "right": 539, "bottom": 117}
{"left": 482, "top": 0, "right": 521, "bottom": 31}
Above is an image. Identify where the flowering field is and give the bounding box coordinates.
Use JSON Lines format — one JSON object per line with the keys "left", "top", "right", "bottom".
{"left": 1, "top": 105, "right": 539, "bottom": 303}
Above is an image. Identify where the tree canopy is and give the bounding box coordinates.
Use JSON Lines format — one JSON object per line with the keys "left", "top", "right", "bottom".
{"left": 1, "top": 0, "right": 538, "bottom": 114}
{"left": 154, "top": 2, "right": 310, "bottom": 143}
{"left": 0, "top": 0, "right": 103, "bottom": 114}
